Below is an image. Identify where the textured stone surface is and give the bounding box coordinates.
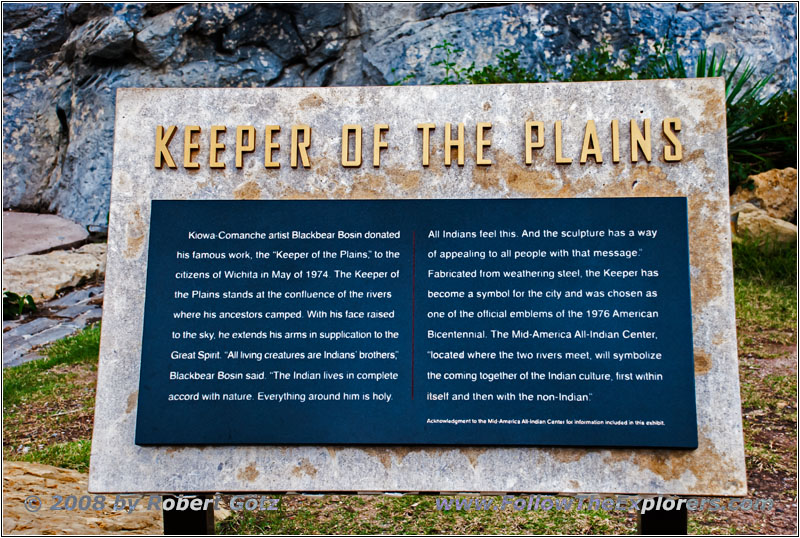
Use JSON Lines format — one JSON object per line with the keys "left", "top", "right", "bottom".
{"left": 2, "top": 211, "right": 88, "bottom": 258}
{"left": 2, "top": 243, "right": 106, "bottom": 302}
{"left": 2, "top": 285, "right": 103, "bottom": 368}
{"left": 91, "top": 81, "right": 745, "bottom": 496}
{"left": 3, "top": 3, "right": 797, "bottom": 228}
{"left": 2, "top": 461, "right": 161, "bottom": 534}
{"left": 730, "top": 167, "right": 797, "bottom": 222}
{"left": 732, "top": 203, "right": 798, "bottom": 243}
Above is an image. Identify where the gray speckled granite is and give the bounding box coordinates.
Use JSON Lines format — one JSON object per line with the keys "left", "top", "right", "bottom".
{"left": 90, "top": 81, "right": 745, "bottom": 495}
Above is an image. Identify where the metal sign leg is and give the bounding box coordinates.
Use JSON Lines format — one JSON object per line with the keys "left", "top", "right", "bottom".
{"left": 637, "top": 503, "right": 688, "bottom": 534}
{"left": 162, "top": 494, "right": 215, "bottom": 535}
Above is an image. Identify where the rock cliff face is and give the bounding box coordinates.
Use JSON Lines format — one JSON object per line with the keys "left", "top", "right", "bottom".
{"left": 3, "top": 2, "right": 797, "bottom": 228}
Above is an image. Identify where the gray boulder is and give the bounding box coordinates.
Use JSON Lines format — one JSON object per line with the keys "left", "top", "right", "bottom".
{"left": 134, "top": 4, "right": 199, "bottom": 67}
{"left": 61, "top": 15, "right": 134, "bottom": 62}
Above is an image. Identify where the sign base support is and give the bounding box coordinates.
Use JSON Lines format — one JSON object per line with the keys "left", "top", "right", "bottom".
{"left": 637, "top": 503, "right": 688, "bottom": 534}
{"left": 162, "top": 494, "right": 214, "bottom": 535}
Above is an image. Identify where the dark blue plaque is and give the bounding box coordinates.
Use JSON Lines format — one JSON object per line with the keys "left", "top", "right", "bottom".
{"left": 135, "top": 198, "right": 697, "bottom": 448}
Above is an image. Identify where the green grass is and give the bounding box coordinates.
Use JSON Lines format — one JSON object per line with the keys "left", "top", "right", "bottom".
{"left": 763, "top": 374, "right": 796, "bottom": 401}
{"left": 732, "top": 236, "right": 796, "bottom": 333}
{"left": 735, "top": 278, "right": 797, "bottom": 333}
{"left": 3, "top": 324, "right": 101, "bottom": 407}
{"left": 3, "top": 324, "right": 100, "bottom": 471}
{"left": 14, "top": 440, "right": 92, "bottom": 473}
{"left": 732, "top": 235, "right": 797, "bottom": 284}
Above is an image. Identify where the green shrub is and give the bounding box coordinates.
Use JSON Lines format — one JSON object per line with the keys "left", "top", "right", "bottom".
{"left": 733, "top": 89, "right": 797, "bottom": 189}
{"left": 3, "top": 291, "right": 36, "bottom": 320}
{"left": 637, "top": 39, "right": 688, "bottom": 79}
{"left": 466, "top": 50, "right": 542, "bottom": 84}
{"left": 550, "top": 41, "right": 638, "bottom": 82}
{"left": 429, "top": 40, "right": 470, "bottom": 85}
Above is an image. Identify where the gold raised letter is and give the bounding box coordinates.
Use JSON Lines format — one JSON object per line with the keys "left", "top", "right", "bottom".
{"left": 630, "top": 119, "right": 652, "bottom": 162}
{"left": 662, "top": 118, "right": 683, "bottom": 162}
{"left": 341, "top": 124, "right": 362, "bottom": 167}
{"left": 183, "top": 126, "right": 200, "bottom": 169}
{"left": 579, "top": 120, "right": 603, "bottom": 164}
{"left": 554, "top": 121, "right": 572, "bottom": 164}
{"left": 264, "top": 125, "right": 280, "bottom": 168}
{"left": 444, "top": 122, "right": 464, "bottom": 166}
{"left": 154, "top": 125, "right": 177, "bottom": 169}
{"left": 476, "top": 122, "right": 492, "bottom": 166}
{"left": 209, "top": 126, "right": 226, "bottom": 169}
{"left": 235, "top": 126, "right": 255, "bottom": 169}
{"left": 291, "top": 125, "right": 311, "bottom": 168}
{"left": 611, "top": 119, "right": 620, "bottom": 163}
{"left": 418, "top": 123, "right": 435, "bottom": 166}
{"left": 373, "top": 124, "right": 389, "bottom": 167}
{"left": 525, "top": 120, "right": 544, "bottom": 165}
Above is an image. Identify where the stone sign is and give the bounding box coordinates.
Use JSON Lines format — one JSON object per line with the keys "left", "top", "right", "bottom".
{"left": 91, "top": 80, "right": 746, "bottom": 495}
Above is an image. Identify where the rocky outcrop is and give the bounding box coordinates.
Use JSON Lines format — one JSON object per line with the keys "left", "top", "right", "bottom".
{"left": 3, "top": 3, "right": 798, "bottom": 227}
{"left": 2, "top": 460, "right": 162, "bottom": 534}
{"left": 729, "top": 167, "right": 797, "bottom": 243}
{"left": 731, "top": 203, "right": 798, "bottom": 244}
{"left": 2, "top": 243, "right": 106, "bottom": 302}
{"left": 730, "top": 167, "right": 797, "bottom": 223}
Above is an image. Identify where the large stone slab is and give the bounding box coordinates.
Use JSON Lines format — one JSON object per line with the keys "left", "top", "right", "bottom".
{"left": 2, "top": 243, "right": 106, "bottom": 302}
{"left": 2, "top": 212, "right": 89, "bottom": 259}
{"left": 732, "top": 203, "right": 798, "bottom": 243}
{"left": 91, "top": 81, "right": 745, "bottom": 496}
